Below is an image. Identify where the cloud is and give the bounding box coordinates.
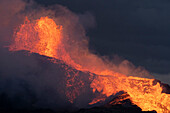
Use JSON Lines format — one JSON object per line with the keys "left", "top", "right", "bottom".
{"left": 0, "top": 0, "right": 26, "bottom": 46}
{"left": 154, "top": 73, "right": 170, "bottom": 85}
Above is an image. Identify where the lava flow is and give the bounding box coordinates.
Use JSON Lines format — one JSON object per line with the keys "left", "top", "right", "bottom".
{"left": 9, "top": 17, "right": 170, "bottom": 113}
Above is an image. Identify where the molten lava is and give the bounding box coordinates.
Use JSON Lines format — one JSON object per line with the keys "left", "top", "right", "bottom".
{"left": 9, "top": 17, "right": 170, "bottom": 113}
{"left": 10, "top": 17, "right": 62, "bottom": 57}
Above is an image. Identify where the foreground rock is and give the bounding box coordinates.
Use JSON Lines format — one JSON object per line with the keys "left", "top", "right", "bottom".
{"left": 0, "top": 92, "right": 158, "bottom": 113}
{"left": 76, "top": 92, "right": 157, "bottom": 113}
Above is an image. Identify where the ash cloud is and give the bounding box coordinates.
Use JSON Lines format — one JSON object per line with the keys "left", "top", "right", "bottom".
{"left": 0, "top": 0, "right": 26, "bottom": 47}
{"left": 0, "top": 0, "right": 158, "bottom": 111}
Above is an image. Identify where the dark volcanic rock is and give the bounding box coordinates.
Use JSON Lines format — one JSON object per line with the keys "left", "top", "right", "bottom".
{"left": 0, "top": 109, "right": 57, "bottom": 113}
{"left": 76, "top": 108, "right": 156, "bottom": 113}
{"left": 0, "top": 49, "right": 92, "bottom": 112}
{"left": 76, "top": 92, "right": 157, "bottom": 113}
{"left": 153, "top": 79, "right": 170, "bottom": 94}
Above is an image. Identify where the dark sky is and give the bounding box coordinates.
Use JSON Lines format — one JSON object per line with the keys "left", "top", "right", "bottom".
{"left": 33, "top": 0, "right": 170, "bottom": 81}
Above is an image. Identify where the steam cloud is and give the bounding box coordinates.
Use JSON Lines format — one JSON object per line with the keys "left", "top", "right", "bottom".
{"left": 0, "top": 0, "right": 151, "bottom": 111}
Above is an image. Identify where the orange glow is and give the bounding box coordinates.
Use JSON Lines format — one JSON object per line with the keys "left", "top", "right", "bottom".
{"left": 91, "top": 75, "right": 170, "bottom": 113}
{"left": 9, "top": 17, "right": 170, "bottom": 113}
{"left": 10, "top": 17, "right": 63, "bottom": 58}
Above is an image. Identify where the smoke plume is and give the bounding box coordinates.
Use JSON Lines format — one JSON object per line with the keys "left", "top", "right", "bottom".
{"left": 0, "top": 0, "right": 152, "bottom": 111}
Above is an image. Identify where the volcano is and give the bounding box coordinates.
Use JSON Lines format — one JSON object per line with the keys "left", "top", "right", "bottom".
{"left": 0, "top": 3, "right": 167, "bottom": 111}
{"left": 1, "top": 49, "right": 170, "bottom": 113}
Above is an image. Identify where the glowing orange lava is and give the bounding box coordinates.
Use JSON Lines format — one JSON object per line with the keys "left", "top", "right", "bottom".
{"left": 9, "top": 17, "right": 170, "bottom": 113}
{"left": 10, "top": 17, "right": 62, "bottom": 58}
